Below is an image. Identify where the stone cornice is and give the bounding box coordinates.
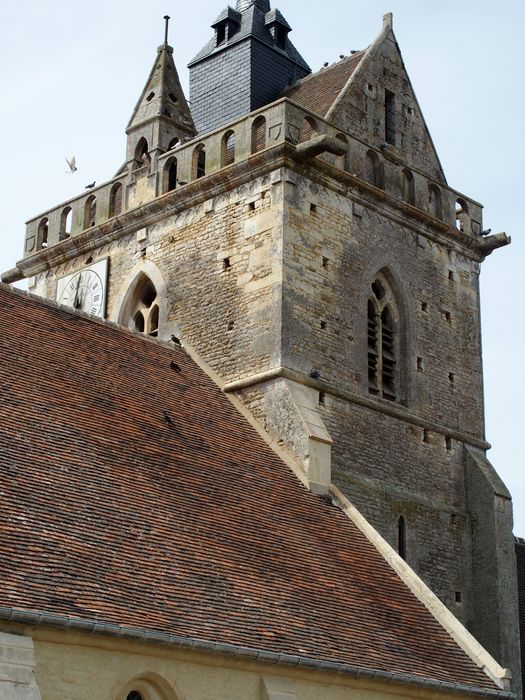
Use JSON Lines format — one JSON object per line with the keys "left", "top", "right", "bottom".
{"left": 2, "top": 140, "right": 498, "bottom": 284}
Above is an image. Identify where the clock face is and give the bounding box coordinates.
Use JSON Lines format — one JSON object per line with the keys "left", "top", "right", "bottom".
{"left": 57, "top": 259, "right": 108, "bottom": 318}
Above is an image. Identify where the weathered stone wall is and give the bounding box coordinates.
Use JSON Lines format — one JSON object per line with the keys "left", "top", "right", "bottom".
{"left": 281, "top": 172, "right": 485, "bottom": 436}
{"left": 29, "top": 173, "right": 284, "bottom": 386}
{"left": 329, "top": 22, "right": 446, "bottom": 182}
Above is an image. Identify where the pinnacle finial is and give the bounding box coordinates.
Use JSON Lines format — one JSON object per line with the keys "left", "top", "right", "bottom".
{"left": 236, "top": 0, "right": 271, "bottom": 12}
{"left": 164, "top": 15, "right": 171, "bottom": 46}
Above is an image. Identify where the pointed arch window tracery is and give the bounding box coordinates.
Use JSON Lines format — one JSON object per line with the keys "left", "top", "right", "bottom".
{"left": 125, "top": 275, "right": 160, "bottom": 337}
{"left": 367, "top": 276, "right": 399, "bottom": 401}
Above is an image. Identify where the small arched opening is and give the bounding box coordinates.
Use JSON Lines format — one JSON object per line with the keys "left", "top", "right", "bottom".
{"left": 300, "top": 116, "right": 318, "bottom": 143}
{"left": 335, "top": 134, "right": 349, "bottom": 171}
{"left": 365, "top": 150, "right": 384, "bottom": 189}
{"left": 428, "top": 184, "right": 443, "bottom": 220}
{"left": 109, "top": 182, "right": 123, "bottom": 218}
{"left": 398, "top": 516, "right": 407, "bottom": 560}
{"left": 163, "top": 157, "right": 178, "bottom": 193}
{"left": 84, "top": 195, "right": 97, "bottom": 229}
{"left": 60, "top": 207, "right": 72, "bottom": 240}
{"left": 455, "top": 198, "right": 469, "bottom": 233}
{"left": 133, "top": 137, "right": 151, "bottom": 171}
{"left": 401, "top": 168, "right": 415, "bottom": 205}
{"left": 221, "top": 130, "right": 236, "bottom": 167}
{"left": 168, "top": 136, "right": 180, "bottom": 151}
{"left": 251, "top": 116, "right": 266, "bottom": 153}
{"left": 38, "top": 217, "right": 49, "bottom": 249}
{"left": 192, "top": 144, "right": 206, "bottom": 179}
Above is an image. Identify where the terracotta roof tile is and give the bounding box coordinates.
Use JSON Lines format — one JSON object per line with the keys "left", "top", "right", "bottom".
{"left": 0, "top": 284, "right": 497, "bottom": 691}
{"left": 282, "top": 52, "right": 365, "bottom": 117}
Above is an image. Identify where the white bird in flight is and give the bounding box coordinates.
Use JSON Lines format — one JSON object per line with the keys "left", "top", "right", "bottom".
{"left": 65, "top": 156, "right": 77, "bottom": 173}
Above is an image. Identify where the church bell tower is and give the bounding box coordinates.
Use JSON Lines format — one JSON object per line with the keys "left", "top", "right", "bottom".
{"left": 3, "top": 5, "right": 522, "bottom": 694}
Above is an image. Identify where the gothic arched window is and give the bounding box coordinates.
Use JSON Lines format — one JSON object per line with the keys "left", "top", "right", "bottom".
{"left": 126, "top": 275, "right": 160, "bottom": 337}
{"left": 367, "top": 276, "right": 399, "bottom": 401}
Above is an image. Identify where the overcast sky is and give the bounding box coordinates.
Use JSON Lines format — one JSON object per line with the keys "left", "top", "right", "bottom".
{"left": 1, "top": 0, "right": 523, "bottom": 533}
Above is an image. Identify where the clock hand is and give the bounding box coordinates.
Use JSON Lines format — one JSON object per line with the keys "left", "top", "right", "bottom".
{"left": 73, "top": 275, "right": 81, "bottom": 309}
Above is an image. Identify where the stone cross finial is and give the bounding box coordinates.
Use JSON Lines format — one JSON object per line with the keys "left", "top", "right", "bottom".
{"left": 236, "top": 0, "right": 271, "bottom": 12}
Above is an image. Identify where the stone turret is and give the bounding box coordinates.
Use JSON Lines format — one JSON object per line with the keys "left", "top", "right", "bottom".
{"left": 126, "top": 25, "right": 196, "bottom": 175}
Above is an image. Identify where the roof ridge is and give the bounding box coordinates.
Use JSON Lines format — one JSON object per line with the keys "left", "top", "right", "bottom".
{"left": 287, "top": 50, "right": 366, "bottom": 89}
{"left": 330, "top": 484, "right": 512, "bottom": 692}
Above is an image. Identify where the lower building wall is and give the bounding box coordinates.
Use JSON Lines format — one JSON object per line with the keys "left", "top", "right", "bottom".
{"left": 0, "top": 631, "right": 41, "bottom": 699}
{"left": 0, "top": 626, "right": 493, "bottom": 700}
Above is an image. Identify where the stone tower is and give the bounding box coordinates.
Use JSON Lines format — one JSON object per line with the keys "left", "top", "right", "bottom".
{"left": 3, "top": 7, "right": 521, "bottom": 696}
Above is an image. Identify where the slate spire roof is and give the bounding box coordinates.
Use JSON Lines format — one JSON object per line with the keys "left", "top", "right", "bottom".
{"left": 0, "top": 283, "right": 506, "bottom": 694}
{"left": 188, "top": 1, "right": 309, "bottom": 72}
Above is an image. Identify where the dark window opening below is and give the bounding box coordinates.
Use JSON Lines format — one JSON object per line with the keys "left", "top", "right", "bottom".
{"left": 398, "top": 516, "right": 407, "bottom": 560}
{"left": 385, "top": 89, "right": 396, "bottom": 145}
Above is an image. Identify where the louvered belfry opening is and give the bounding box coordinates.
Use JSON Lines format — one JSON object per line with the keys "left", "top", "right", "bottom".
{"left": 368, "top": 300, "right": 379, "bottom": 395}
{"left": 368, "top": 277, "right": 398, "bottom": 402}
{"left": 381, "top": 307, "right": 396, "bottom": 400}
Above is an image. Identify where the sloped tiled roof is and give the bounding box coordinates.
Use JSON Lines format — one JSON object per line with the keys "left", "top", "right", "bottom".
{"left": 515, "top": 537, "right": 525, "bottom": 692}
{"left": 0, "top": 283, "right": 499, "bottom": 691}
{"left": 283, "top": 51, "right": 365, "bottom": 117}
